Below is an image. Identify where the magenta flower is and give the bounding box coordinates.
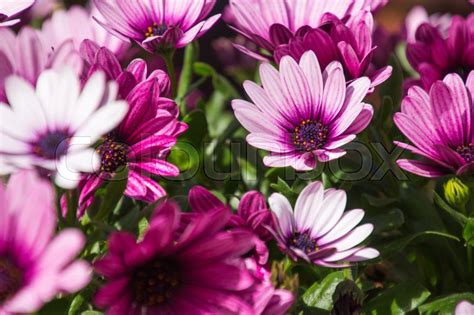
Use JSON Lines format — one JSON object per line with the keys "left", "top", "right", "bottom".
{"left": 406, "top": 13, "right": 474, "bottom": 91}
{"left": 189, "top": 186, "right": 272, "bottom": 265}
{"left": 244, "top": 258, "right": 294, "bottom": 315}
{"left": 0, "top": 68, "right": 128, "bottom": 189}
{"left": 228, "top": 0, "right": 392, "bottom": 89}
{"left": 0, "top": 27, "right": 82, "bottom": 102}
{"left": 268, "top": 181, "right": 379, "bottom": 267}
{"left": 403, "top": 6, "right": 452, "bottom": 43}
{"left": 94, "top": 199, "right": 257, "bottom": 314}
{"left": 394, "top": 72, "right": 474, "bottom": 178}
{"left": 79, "top": 40, "right": 170, "bottom": 98}
{"left": 0, "top": 171, "right": 91, "bottom": 313}
{"left": 75, "top": 42, "right": 186, "bottom": 214}
{"left": 228, "top": 0, "right": 355, "bottom": 61}
{"left": 455, "top": 301, "right": 474, "bottom": 315}
{"left": 93, "top": 0, "right": 221, "bottom": 53}
{"left": 0, "top": 0, "right": 34, "bottom": 26}
{"left": 232, "top": 51, "right": 373, "bottom": 171}
{"left": 41, "top": 6, "right": 130, "bottom": 59}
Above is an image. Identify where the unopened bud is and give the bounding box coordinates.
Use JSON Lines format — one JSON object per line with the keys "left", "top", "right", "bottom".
{"left": 444, "top": 178, "right": 470, "bottom": 211}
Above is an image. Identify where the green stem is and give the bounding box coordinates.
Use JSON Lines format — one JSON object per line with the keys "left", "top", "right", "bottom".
{"left": 163, "top": 51, "right": 177, "bottom": 100}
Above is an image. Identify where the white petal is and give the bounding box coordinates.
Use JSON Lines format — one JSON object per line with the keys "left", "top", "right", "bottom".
{"left": 329, "top": 224, "right": 374, "bottom": 252}
{"left": 294, "top": 181, "right": 324, "bottom": 231}
{"left": 311, "top": 189, "right": 346, "bottom": 237}
{"left": 54, "top": 157, "right": 81, "bottom": 189}
{"left": 5, "top": 76, "right": 47, "bottom": 132}
{"left": 66, "top": 149, "right": 100, "bottom": 173}
{"left": 269, "top": 193, "right": 295, "bottom": 236}
{"left": 318, "top": 209, "right": 365, "bottom": 244}
{"left": 70, "top": 71, "right": 106, "bottom": 130}
{"left": 74, "top": 101, "right": 128, "bottom": 144}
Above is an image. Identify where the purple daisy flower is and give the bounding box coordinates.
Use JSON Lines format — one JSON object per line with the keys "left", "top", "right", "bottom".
{"left": 0, "top": 0, "right": 34, "bottom": 26}
{"left": 74, "top": 41, "right": 186, "bottom": 215}
{"left": 403, "top": 6, "right": 452, "bottom": 44}
{"left": 228, "top": 0, "right": 392, "bottom": 89}
{"left": 0, "top": 27, "right": 82, "bottom": 102}
{"left": 406, "top": 13, "right": 474, "bottom": 91}
{"left": 41, "top": 5, "right": 130, "bottom": 60}
{"left": 0, "top": 68, "right": 128, "bottom": 189}
{"left": 244, "top": 258, "right": 294, "bottom": 315}
{"left": 93, "top": 0, "right": 221, "bottom": 53}
{"left": 394, "top": 71, "right": 474, "bottom": 178}
{"left": 232, "top": 51, "right": 374, "bottom": 171}
{"left": 268, "top": 181, "right": 379, "bottom": 267}
{"left": 94, "top": 199, "right": 257, "bottom": 314}
{"left": 79, "top": 39, "right": 171, "bottom": 98}
{"left": 0, "top": 171, "right": 91, "bottom": 313}
{"left": 189, "top": 186, "right": 272, "bottom": 265}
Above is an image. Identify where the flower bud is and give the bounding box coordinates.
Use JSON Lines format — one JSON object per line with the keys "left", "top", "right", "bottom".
{"left": 444, "top": 178, "right": 470, "bottom": 211}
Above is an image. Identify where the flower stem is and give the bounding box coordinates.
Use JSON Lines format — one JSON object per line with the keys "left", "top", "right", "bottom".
{"left": 163, "top": 51, "right": 177, "bottom": 100}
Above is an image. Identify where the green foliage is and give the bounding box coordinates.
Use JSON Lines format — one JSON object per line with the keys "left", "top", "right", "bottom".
{"left": 363, "top": 281, "right": 431, "bottom": 314}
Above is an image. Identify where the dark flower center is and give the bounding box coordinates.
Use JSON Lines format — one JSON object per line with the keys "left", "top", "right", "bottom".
{"left": 291, "top": 231, "right": 318, "bottom": 254}
{"left": 131, "top": 259, "right": 180, "bottom": 306}
{"left": 33, "top": 130, "right": 70, "bottom": 159}
{"left": 457, "top": 143, "right": 474, "bottom": 163}
{"left": 96, "top": 136, "right": 129, "bottom": 173}
{"left": 0, "top": 257, "right": 23, "bottom": 304}
{"left": 293, "top": 120, "right": 329, "bottom": 152}
{"left": 145, "top": 23, "right": 168, "bottom": 38}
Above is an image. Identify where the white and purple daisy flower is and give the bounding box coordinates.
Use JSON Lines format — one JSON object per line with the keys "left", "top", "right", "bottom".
{"left": 394, "top": 71, "right": 474, "bottom": 178}
{"left": 0, "top": 0, "right": 34, "bottom": 27}
{"left": 0, "top": 171, "right": 91, "bottom": 313}
{"left": 93, "top": 0, "right": 221, "bottom": 53}
{"left": 0, "top": 68, "right": 128, "bottom": 189}
{"left": 268, "top": 181, "right": 379, "bottom": 267}
{"left": 232, "top": 51, "right": 373, "bottom": 171}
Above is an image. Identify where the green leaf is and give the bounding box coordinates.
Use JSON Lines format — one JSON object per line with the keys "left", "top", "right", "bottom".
{"left": 463, "top": 218, "right": 474, "bottom": 246}
{"left": 81, "top": 311, "right": 103, "bottom": 315}
{"left": 38, "top": 298, "right": 71, "bottom": 315}
{"left": 381, "top": 231, "right": 460, "bottom": 256}
{"left": 181, "top": 110, "right": 209, "bottom": 147}
{"left": 68, "top": 294, "right": 85, "bottom": 315}
{"left": 419, "top": 293, "right": 474, "bottom": 314}
{"left": 370, "top": 208, "right": 405, "bottom": 233}
{"left": 302, "top": 271, "right": 346, "bottom": 310}
{"left": 433, "top": 191, "right": 468, "bottom": 226}
{"left": 138, "top": 217, "right": 149, "bottom": 240}
{"left": 238, "top": 157, "right": 258, "bottom": 188}
{"left": 363, "top": 281, "right": 431, "bottom": 314}
{"left": 193, "top": 62, "right": 239, "bottom": 97}
{"left": 270, "top": 177, "right": 296, "bottom": 199}
{"left": 94, "top": 168, "right": 129, "bottom": 221}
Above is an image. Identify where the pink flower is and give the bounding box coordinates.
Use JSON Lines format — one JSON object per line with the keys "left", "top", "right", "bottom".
{"left": 189, "top": 186, "right": 272, "bottom": 265}
{"left": 244, "top": 258, "right": 294, "bottom": 315}
{"left": 232, "top": 51, "right": 374, "bottom": 171}
{"left": 0, "top": 0, "right": 34, "bottom": 26}
{"left": 455, "top": 301, "right": 474, "bottom": 315}
{"left": 74, "top": 41, "right": 186, "bottom": 215}
{"left": 0, "top": 171, "right": 91, "bottom": 313}
{"left": 0, "top": 68, "right": 128, "bottom": 189}
{"left": 268, "top": 181, "right": 379, "bottom": 267}
{"left": 403, "top": 6, "right": 452, "bottom": 43}
{"left": 94, "top": 199, "right": 257, "bottom": 314}
{"left": 93, "top": 0, "right": 221, "bottom": 53}
{"left": 394, "top": 71, "right": 474, "bottom": 178}
{"left": 0, "top": 27, "right": 82, "bottom": 102}
{"left": 406, "top": 13, "right": 474, "bottom": 91}
{"left": 40, "top": 5, "right": 130, "bottom": 59}
{"left": 227, "top": 0, "right": 392, "bottom": 89}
